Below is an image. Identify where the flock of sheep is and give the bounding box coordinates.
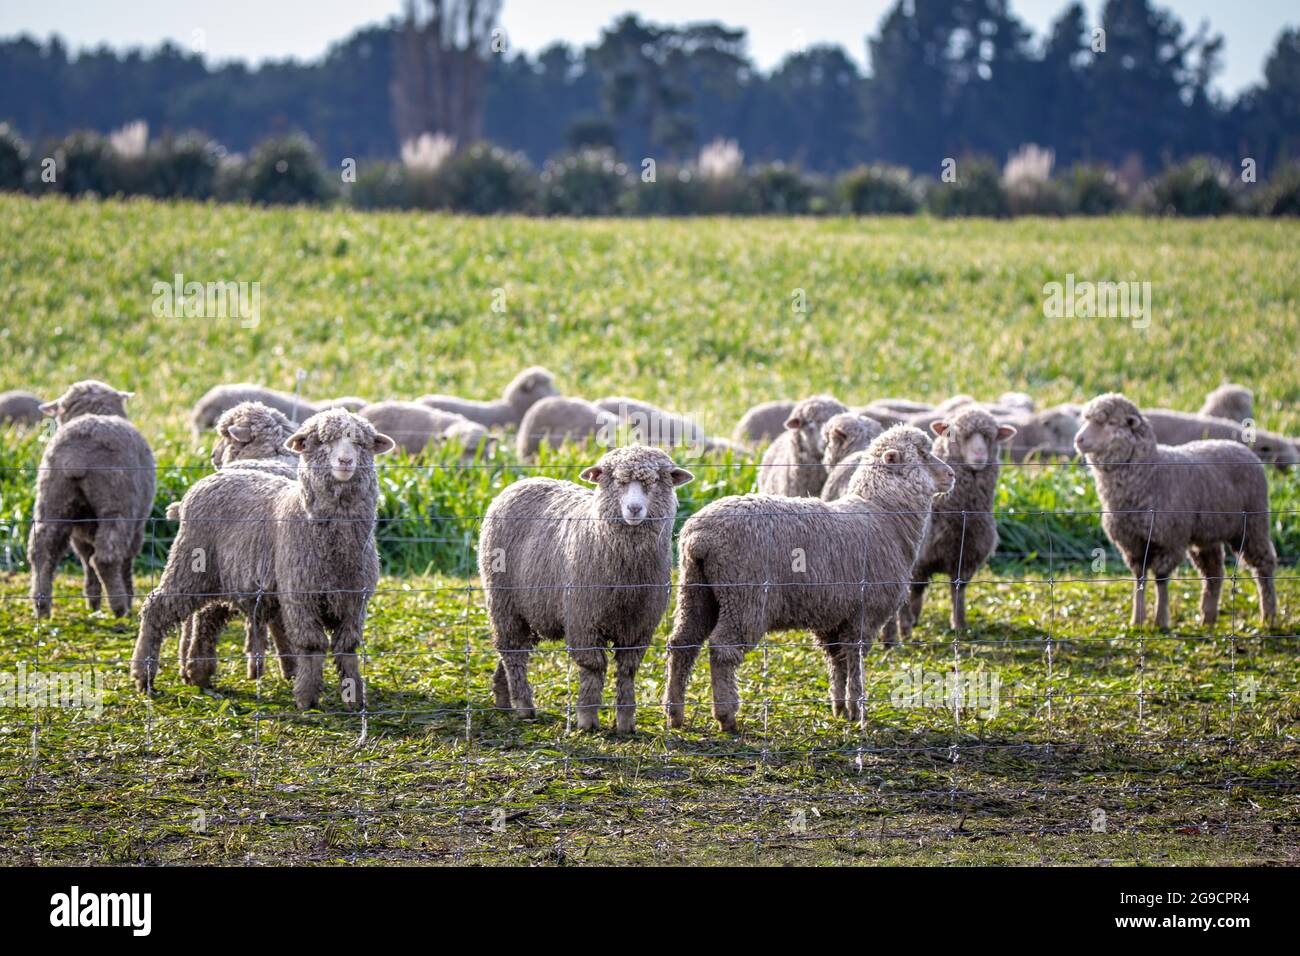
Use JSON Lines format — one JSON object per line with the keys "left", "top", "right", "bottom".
{"left": 7, "top": 370, "right": 1287, "bottom": 732}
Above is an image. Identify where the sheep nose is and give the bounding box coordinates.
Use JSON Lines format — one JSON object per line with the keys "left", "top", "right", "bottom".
{"left": 337, "top": 456, "right": 354, "bottom": 468}
{"left": 626, "top": 502, "right": 644, "bottom": 517}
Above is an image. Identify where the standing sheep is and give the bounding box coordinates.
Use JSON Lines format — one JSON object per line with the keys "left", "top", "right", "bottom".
{"left": 897, "top": 409, "right": 1017, "bottom": 638}
{"left": 359, "top": 401, "right": 490, "bottom": 458}
{"left": 418, "top": 366, "right": 557, "bottom": 428}
{"left": 664, "top": 425, "right": 953, "bottom": 732}
{"left": 1142, "top": 409, "right": 1296, "bottom": 470}
{"left": 0, "top": 390, "right": 45, "bottom": 426}
{"left": 819, "top": 413, "right": 885, "bottom": 501}
{"left": 1074, "top": 393, "right": 1276, "bottom": 629}
{"left": 516, "top": 396, "right": 620, "bottom": 459}
{"left": 1199, "top": 384, "right": 1253, "bottom": 423}
{"left": 732, "top": 399, "right": 796, "bottom": 447}
{"left": 28, "top": 381, "right": 155, "bottom": 619}
{"left": 756, "top": 395, "right": 848, "bottom": 497}
{"left": 479, "top": 445, "right": 693, "bottom": 733}
{"left": 131, "top": 410, "right": 396, "bottom": 708}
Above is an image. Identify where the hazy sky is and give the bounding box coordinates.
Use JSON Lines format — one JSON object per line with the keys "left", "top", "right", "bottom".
{"left": 2, "top": 1, "right": 1294, "bottom": 96}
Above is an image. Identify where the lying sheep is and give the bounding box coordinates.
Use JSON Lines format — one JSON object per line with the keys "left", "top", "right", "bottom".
{"left": 1075, "top": 393, "right": 1276, "bottom": 629}
{"left": 819, "top": 413, "right": 885, "bottom": 501}
{"left": 190, "top": 383, "right": 321, "bottom": 437}
{"left": 359, "top": 401, "right": 489, "bottom": 459}
{"left": 595, "top": 396, "right": 736, "bottom": 456}
{"left": 419, "top": 366, "right": 557, "bottom": 428}
{"left": 999, "top": 405, "right": 1080, "bottom": 462}
{"left": 516, "top": 396, "right": 619, "bottom": 459}
{"left": 28, "top": 381, "right": 155, "bottom": 619}
{"left": 664, "top": 425, "right": 954, "bottom": 732}
{"left": 756, "top": 395, "right": 848, "bottom": 497}
{"left": 0, "top": 390, "right": 45, "bottom": 426}
{"left": 314, "top": 396, "right": 370, "bottom": 414}
{"left": 131, "top": 410, "right": 396, "bottom": 708}
{"left": 897, "top": 409, "right": 1017, "bottom": 638}
{"left": 1143, "top": 409, "right": 1296, "bottom": 470}
{"left": 479, "top": 445, "right": 693, "bottom": 733}
{"left": 732, "top": 400, "right": 795, "bottom": 447}
{"left": 998, "top": 392, "right": 1037, "bottom": 414}
{"left": 1199, "top": 384, "right": 1253, "bottom": 423}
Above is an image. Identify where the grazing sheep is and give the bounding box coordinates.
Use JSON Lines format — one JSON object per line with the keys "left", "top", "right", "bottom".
{"left": 418, "top": 366, "right": 557, "bottom": 428}
{"left": 897, "top": 409, "right": 1017, "bottom": 638}
{"left": 479, "top": 445, "right": 693, "bottom": 733}
{"left": 664, "top": 425, "right": 954, "bottom": 732}
{"left": 732, "top": 400, "right": 796, "bottom": 446}
{"left": 1142, "top": 409, "right": 1296, "bottom": 470}
{"left": 1199, "top": 384, "right": 1253, "bottom": 423}
{"left": 190, "top": 383, "right": 320, "bottom": 437}
{"left": 314, "top": 396, "right": 370, "bottom": 414}
{"left": 0, "top": 390, "right": 45, "bottom": 426}
{"left": 998, "top": 392, "right": 1037, "bottom": 414}
{"left": 819, "top": 413, "right": 885, "bottom": 501}
{"left": 595, "top": 396, "right": 735, "bottom": 455}
{"left": 867, "top": 398, "right": 935, "bottom": 415}
{"left": 131, "top": 410, "right": 396, "bottom": 708}
{"left": 28, "top": 381, "right": 155, "bottom": 619}
{"left": 1074, "top": 393, "right": 1276, "bottom": 629}
{"left": 756, "top": 395, "right": 848, "bottom": 497}
{"left": 359, "top": 401, "right": 490, "bottom": 458}
{"left": 516, "top": 396, "right": 620, "bottom": 459}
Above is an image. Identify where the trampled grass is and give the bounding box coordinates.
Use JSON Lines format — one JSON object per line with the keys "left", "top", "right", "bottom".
{"left": 0, "top": 195, "right": 1298, "bottom": 865}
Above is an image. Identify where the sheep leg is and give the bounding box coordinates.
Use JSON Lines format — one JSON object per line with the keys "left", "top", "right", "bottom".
{"left": 131, "top": 577, "right": 209, "bottom": 692}
{"left": 28, "top": 519, "right": 72, "bottom": 620}
{"left": 1189, "top": 545, "right": 1224, "bottom": 627}
{"left": 71, "top": 535, "right": 101, "bottom": 612}
{"left": 1239, "top": 519, "right": 1278, "bottom": 626}
{"left": 1131, "top": 574, "right": 1147, "bottom": 627}
{"left": 820, "top": 638, "right": 848, "bottom": 718}
{"left": 492, "top": 661, "right": 512, "bottom": 711}
{"left": 950, "top": 580, "right": 968, "bottom": 631}
{"left": 707, "top": 624, "right": 751, "bottom": 734}
{"left": 492, "top": 613, "right": 536, "bottom": 718}
{"left": 90, "top": 520, "right": 134, "bottom": 616}
{"left": 664, "top": 630, "right": 706, "bottom": 730}
{"left": 899, "top": 581, "right": 928, "bottom": 638}
{"left": 268, "top": 614, "right": 296, "bottom": 680}
{"left": 612, "top": 643, "right": 647, "bottom": 734}
{"left": 1153, "top": 575, "right": 1171, "bottom": 631}
{"left": 177, "top": 615, "right": 193, "bottom": 676}
{"left": 879, "top": 617, "right": 898, "bottom": 648}
{"left": 183, "top": 603, "right": 232, "bottom": 688}
{"left": 569, "top": 642, "right": 607, "bottom": 732}
{"left": 330, "top": 614, "right": 367, "bottom": 711}
{"left": 838, "top": 633, "right": 865, "bottom": 726}
{"left": 280, "top": 602, "right": 328, "bottom": 710}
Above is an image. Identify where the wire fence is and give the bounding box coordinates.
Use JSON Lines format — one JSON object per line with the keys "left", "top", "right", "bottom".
{"left": 3, "top": 455, "right": 1299, "bottom": 865}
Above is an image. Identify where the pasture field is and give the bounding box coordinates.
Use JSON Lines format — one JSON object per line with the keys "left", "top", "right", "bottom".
{"left": 0, "top": 194, "right": 1298, "bottom": 865}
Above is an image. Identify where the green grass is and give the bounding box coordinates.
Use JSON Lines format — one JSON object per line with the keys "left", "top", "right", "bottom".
{"left": 0, "top": 195, "right": 1298, "bottom": 865}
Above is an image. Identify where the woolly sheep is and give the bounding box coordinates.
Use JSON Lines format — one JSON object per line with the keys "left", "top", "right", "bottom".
{"left": 664, "top": 425, "right": 954, "bottom": 732}
{"left": 1198, "top": 384, "right": 1253, "bottom": 423}
{"left": 0, "top": 390, "right": 45, "bottom": 426}
{"left": 418, "top": 366, "right": 557, "bottom": 428}
{"left": 28, "top": 381, "right": 155, "bottom": 619}
{"left": 999, "top": 405, "right": 1081, "bottom": 462}
{"left": 819, "top": 413, "right": 885, "bottom": 501}
{"left": 1074, "top": 393, "right": 1276, "bottom": 629}
{"left": 1142, "top": 409, "right": 1296, "bottom": 470}
{"left": 756, "top": 395, "right": 848, "bottom": 497}
{"left": 998, "top": 392, "right": 1037, "bottom": 414}
{"left": 516, "top": 396, "right": 620, "bottom": 459}
{"left": 479, "top": 445, "right": 693, "bottom": 733}
{"left": 131, "top": 410, "right": 396, "bottom": 708}
{"left": 314, "top": 396, "right": 370, "bottom": 414}
{"left": 595, "top": 396, "right": 736, "bottom": 456}
{"left": 897, "top": 408, "right": 1017, "bottom": 639}
{"left": 732, "top": 400, "right": 796, "bottom": 446}
{"left": 190, "top": 383, "right": 319, "bottom": 437}
{"left": 359, "top": 401, "right": 490, "bottom": 458}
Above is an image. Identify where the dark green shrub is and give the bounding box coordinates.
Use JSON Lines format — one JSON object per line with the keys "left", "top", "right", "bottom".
{"left": 927, "top": 156, "right": 1009, "bottom": 218}
{"left": 439, "top": 143, "right": 535, "bottom": 214}
{"left": 50, "top": 131, "right": 118, "bottom": 196}
{"left": 1143, "top": 157, "right": 1235, "bottom": 216}
{"left": 1065, "top": 164, "right": 1127, "bottom": 215}
{"left": 351, "top": 161, "right": 414, "bottom": 210}
{"left": 245, "top": 134, "right": 334, "bottom": 205}
{"left": 1257, "top": 161, "right": 1300, "bottom": 217}
{"left": 749, "top": 163, "right": 814, "bottom": 214}
{"left": 539, "top": 149, "right": 628, "bottom": 216}
{"left": 621, "top": 165, "right": 700, "bottom": 215}
{"left": 0, "top": 123, "right": 29, "bottom": 191}
{"left": 1005, "top": 178, "right": 1070, "bottom": 216}
{"left": 838, "top": 164, "right": 921, "bottom": 214}
{"left": 149, "top": 132, "right": 221, "bottom": 200}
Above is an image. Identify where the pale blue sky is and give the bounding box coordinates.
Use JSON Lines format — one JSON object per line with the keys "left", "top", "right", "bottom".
{"left": 1, "top": 1, "right": 1294, "bottom": 95}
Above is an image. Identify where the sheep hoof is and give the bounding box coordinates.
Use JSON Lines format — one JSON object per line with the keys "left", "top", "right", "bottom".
{"left": 664, "top": 706, "right": 685, "bottom": 729}
{"left": 715, "top": 715, "right": 739, "bottom": 734}
{"left": 512, "top": 704, "right": 536, "bottom": 719}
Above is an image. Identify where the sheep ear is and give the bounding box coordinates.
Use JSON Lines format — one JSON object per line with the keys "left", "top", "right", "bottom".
{"left": 996, "top": 424, "right": 1017, "bottom": 442}
{"left": 372, "top": 433, "right": 396, "bottom": 455}
{"left": 285, "top": 429, "right": 311, "bottom": 455}
{"left": 669, "top": 468, "right": 694, "bottom": 487}
{"left": 39, "top": 401, "right": 59, "bottom": 417}
{"left": 210, "top": 441, "right": 225, "bottom": 468}
{"left": 117, "top": 390, "right": 134, "bottom": 401}
{"left": 226, "top": 424, "right": 253, "bottom": 444}
{"left": 784, "top": 416, "right": 803, "bottom": 430}
{"left": 831, "top": 427, "right": 847, "bottom": 443}
{"left": 1126, "top": 414, "right": 1141, "bottom": 429}
{"left": 931, "top": 420, "right": 949, "bottom": 436}
{"left": 579, "top": 466, "right": 603, "bottom": 484}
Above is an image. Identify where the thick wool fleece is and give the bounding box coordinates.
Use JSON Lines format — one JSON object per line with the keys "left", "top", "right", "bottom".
{"left": 820, "top": 413, "right": 885, "bottom": 501}
{"left": 419, "top": 366, "right": 557, "bottom": 428}
{"left": 756, "top": 395, "right": 848, "bottom": 498}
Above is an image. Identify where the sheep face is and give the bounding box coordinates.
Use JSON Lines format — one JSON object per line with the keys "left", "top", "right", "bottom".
{"left": 580, "top": 446, "right": 693, "bottom": 528}
{"left": 1075, "top": 394, "right": 1149, "bottom": 463}
{"left": 41, "top": 380, "right": 132, "bottom": 425}
{"left": 286, "top": 410, "right": 396, "bottom": 484}
{"left": 785, "top": 397, "right": 845, "bottom": 460}
{"left": 1251, "top": 433, "right": 1297, "bottom": 470}
{"left": 1040, "top": 407, "right": 1082, "bottom": 453}
{"left": 505, "top": 366, "right": 558, "bottom": 414}
{"left": 821, "top": 413, "right": 882, "bottom": 468}
{"left": 932, "top": 410, "right": 1016, "bottom": 471}
{"left": 854, "top": 426, "right": 955, "bottom": 499}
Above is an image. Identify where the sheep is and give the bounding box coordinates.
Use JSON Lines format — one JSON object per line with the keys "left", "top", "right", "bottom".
{"left": 998, "top": 405, "right": 1081, "bottom": 463}
{"left": 819, "top": 413, "right": 885, "bottom": 501}
{"left": 1074, "top": 393, "right": 1276, "bottom": 630}
{"left": 867, "top": 398, "right": 934, "bottom": 415}
{"left": 359, "top": 401, "right": 490, "bottom": 459}
{"left": 516, "top": 396, "right": 620, "bottom": 459}
{"left": 28, "top": 381, "right": 155, "bottom": 619}
{"left": 595, "top": 396, "right": 736, "bottom": 456}
{"left": 209, "top": 401, "right": 298, "bottom": 474}
{"left": 130, "top": 410, "right": 396, "bottom": 708}
{"left": 479, "top": 444, "right": 693, "bottom": 733}
{"left": 998, "top": 391, "right": 1037, "bottom": 414}
{"left": 1142, "top": 409, "right": 1296, "bottom": 470}
{"left": 756, "top": 395, "right": 848, "bottom": 497}
{"left": 190, "top": 383, "right": 319, "bottom": 437}
{"left": 732, "top": 400, "right": 796, "bottom": 446}
{"left": 663, "top": 425, "right": 953, "bottom": 732}
{"left": 314, "top": 396, "right": 370, "bottom": 414}
{"left": 0, "top": 390, "right": 45, "bottom": 426}
{"left": 418, "top": 366, "right": 557, "bottom": 428}
{"left": 1199, "top": 384, "right": 1253, "bottom": 423}
{"left": 896, "top": 408, "right": 1017, "bottom": 639}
